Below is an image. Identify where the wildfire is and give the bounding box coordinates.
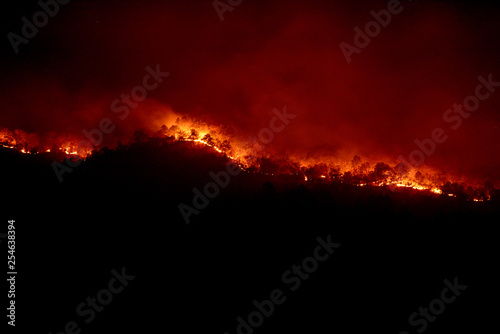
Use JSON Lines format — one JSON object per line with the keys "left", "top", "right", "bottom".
{"left": 61, "top": 147, "right": 78, "bottom": 155}
{"left": 151, "top": 117, "right": 494, "bottom": 201}
{"left": 0, "top": 117, "right": 495, "bottom": 202}
{"left": 0, "top": 128, "right": 91, "bottom": 158}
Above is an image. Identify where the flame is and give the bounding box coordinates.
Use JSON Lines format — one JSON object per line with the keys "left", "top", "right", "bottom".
{"left": 0, "top": 116, "right": 495, "bottom": 202}
{"left": 153, "top": 117, "right": 493, "bottom": 201}
{"left": 1, "top": 128, "right": 91, "bottom": 158}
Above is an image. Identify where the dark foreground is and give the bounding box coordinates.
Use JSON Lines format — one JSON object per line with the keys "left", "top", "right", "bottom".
{"left": 1, "top": 141, "right": 498, "bottom": 334}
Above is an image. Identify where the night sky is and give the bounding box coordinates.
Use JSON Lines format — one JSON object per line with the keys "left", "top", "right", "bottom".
{"left": 2, "top": 2, "right": 500, "bottom": 334}
{"left": 2, "top": 0, "right": 500, "bottom": 183}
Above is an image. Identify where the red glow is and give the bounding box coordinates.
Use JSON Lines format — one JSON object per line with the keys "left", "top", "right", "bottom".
{"left": 1, "top": 0, "right": 499, "bottom": 197}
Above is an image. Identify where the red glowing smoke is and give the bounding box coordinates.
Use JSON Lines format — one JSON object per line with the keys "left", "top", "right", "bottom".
{"left": 1, "top": 0, "right": 500, "bottom": 184}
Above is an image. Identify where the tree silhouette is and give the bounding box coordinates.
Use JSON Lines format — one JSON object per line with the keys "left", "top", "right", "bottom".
{"left": 202, "top": 134, "right": 215, "bottom": 146}
{"left": 373, "top": 162, "right": 392, "bottom": 181}
{"left": 188, "top": 129, "right": 199, "bottom": 141}
{"left": 351, "top": 155, "right": 362, "bottom": 170}
{"left": 220, "top": 140, "right": 231, "bottom": 153}
{"left": 414, "top": 171, "right": 424, "bottom": 184}
{"left": 359, "top": 162, "right": 371, "bottom": 175}
{"left": 329, "top": 165, "right": 341, "bottom": 180}
{"left": 133, "top": 129, "right": 148, "bottom": 144}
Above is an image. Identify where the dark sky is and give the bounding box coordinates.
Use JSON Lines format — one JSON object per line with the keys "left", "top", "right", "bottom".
{"left": 1, "top": 0, "right": 500, "bottom": 183}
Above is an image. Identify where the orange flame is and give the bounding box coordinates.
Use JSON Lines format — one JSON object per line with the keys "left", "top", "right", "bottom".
{"left": 0, "top": 116, "right": 494, "bottom": 202}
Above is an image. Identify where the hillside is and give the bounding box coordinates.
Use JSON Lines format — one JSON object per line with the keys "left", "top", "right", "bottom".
{"left": 1, "top": 137, "right": 498, "bottom": 333}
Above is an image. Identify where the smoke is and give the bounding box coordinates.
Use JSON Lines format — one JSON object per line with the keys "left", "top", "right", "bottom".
{"left": 1, "top": 0, "right": 500, "bottom": 183}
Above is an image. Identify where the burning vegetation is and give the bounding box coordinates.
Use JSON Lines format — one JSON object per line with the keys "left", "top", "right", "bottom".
{"left": 0, "top": 115, "right": 495, "bottom": 203}
{"left": 0, "top": 128, "right": 90, "bottom": 158}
